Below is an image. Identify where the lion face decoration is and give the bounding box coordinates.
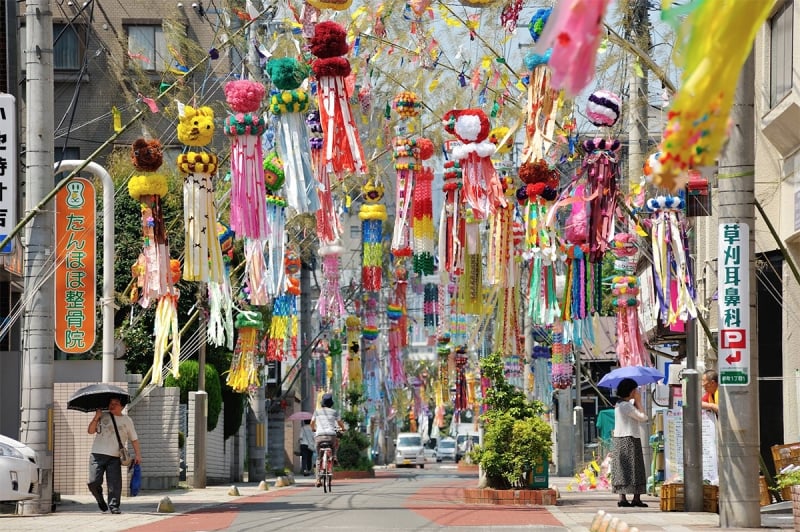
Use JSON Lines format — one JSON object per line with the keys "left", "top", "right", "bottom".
{"left": 177, "top": 105, "right": 215, "bottom": 147}
{"left": 361, "top": 178, "right": 385, "bottom": 203}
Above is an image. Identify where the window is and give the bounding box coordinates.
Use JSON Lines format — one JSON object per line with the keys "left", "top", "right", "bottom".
{"left": 127, "top": 25, "right": 167, "bottom": 72}
{"left": 19, "top": 23, "right": 84, "bottom": 71}
{"left": 770, "top": 1, "right": 794, "bottom": 107}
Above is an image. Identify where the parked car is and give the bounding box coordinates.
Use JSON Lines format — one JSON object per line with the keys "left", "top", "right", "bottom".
{"left": 0, "top": 434, "right": 39, "bottom": 502}
{"left": 394, "top": 432, "right": 425, "bottom": 468}
{"left": 435, "top": 437, "right": 456, "bottom": 462}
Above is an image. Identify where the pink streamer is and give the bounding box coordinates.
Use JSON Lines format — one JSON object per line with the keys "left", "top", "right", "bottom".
{"left": 230, "top": 134, "right": 270, "bottom": 240}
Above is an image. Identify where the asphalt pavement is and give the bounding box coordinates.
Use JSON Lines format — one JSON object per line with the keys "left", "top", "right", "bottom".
{"left": 0, "top": 466, "right": 793, "bottom": 531}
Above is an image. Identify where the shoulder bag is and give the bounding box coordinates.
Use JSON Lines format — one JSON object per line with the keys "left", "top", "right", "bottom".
{"left": 110, "top": 414, "right": 133, "bottom": 466}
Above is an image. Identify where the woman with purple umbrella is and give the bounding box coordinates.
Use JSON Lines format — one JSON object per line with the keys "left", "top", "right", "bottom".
{"left": 611, "top": 378, "right": 649, "bottom": 508}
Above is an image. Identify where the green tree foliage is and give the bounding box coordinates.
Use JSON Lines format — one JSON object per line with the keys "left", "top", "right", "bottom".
{"left": 206, "top": 345, "right": 245, "bottom": 439}
{"left": 472, "top": 352, "right": 552, "bottom": 489}
{"left": 337, "top": 386, "right": 372, "bottom": 471}
{"left": 164, "top": 360, "right": 222, "bottom": 432}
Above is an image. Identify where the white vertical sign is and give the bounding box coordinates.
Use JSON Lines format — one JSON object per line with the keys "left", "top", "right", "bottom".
{"left": 718, "top": 223, "right": 749, "bottom": 386}
{"left": 0, "top": 95, "right": 16, "bottom": 253}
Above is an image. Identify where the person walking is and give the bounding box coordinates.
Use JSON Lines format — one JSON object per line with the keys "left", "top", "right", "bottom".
{"left": 299, "top": 419, "right": 315, "bottom": 476}
{"left": 611, "top": 378, "right": 649, "bottom": 507}
{"left": 311, "top": 393, "right": 345, "bottom": 487}
{"left": 87, "top": 396, "right": 141, "bottom": 514}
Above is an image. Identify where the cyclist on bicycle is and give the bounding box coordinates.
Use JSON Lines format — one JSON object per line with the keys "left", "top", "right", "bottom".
{"left": 311, "top": 393, "right": 345, "bottom": 487}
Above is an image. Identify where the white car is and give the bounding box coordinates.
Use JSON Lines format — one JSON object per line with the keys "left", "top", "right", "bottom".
{"left": 435, "top": 437, "right": 456, "bottom": 462}
{"left": 423, "top": 447, "right": 437, "bottom": 463}
{"left": 395, "top": 432, "right": 425, "bottom": 468}
{"left": 0, "top": 434, "right": 39, "bottom": 502}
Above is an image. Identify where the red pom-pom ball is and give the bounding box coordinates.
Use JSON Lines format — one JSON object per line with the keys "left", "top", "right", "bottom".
{"left": 417, "top": 138, "right": 435, "bottom": 160}
{"left": 309, "top": 21, "right": 349, "bottom": 59}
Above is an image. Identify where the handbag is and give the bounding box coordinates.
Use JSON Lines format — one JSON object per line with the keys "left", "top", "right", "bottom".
{"left": 110, "top": 414, "right": 134, "bottom": 467}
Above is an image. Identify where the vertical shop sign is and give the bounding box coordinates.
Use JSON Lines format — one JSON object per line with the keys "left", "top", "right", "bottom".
{"left": 0, "top": 95, "right": 17, "bottom": 253}
{"left": 717, "top": 222, "right": 749, "bottom": 386}
{"left": 55, "top": 178, "right": 96, "bottom": 353}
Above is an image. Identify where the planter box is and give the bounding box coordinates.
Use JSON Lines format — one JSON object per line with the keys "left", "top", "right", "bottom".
{"left": 334, "top": 469, "right": 375, "bottom": 480}
{"left": 659, "top": 483, "right": 718, "bottom": 513}
{"left": 792, "top": 485, "right": 800, "bottom": 530}
{"left": 463, "top": 487, "right": 557, "bottom": 506}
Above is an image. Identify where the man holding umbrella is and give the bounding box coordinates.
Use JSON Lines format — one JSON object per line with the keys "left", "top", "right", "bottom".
{"left": 87, "top": 396, "right": 141, "bottom": 514}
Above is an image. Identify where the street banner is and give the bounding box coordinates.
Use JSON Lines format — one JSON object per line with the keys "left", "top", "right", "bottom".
{"left": 717, "top": 222, "right": 749, "bottom": 386}
{"left": 0, "top": 94, "right": 17, "bottom": 253}
{"left": 55, "top": 177, "right": 96, "bottom": 354}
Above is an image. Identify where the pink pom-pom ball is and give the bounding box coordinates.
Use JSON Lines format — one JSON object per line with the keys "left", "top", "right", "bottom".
{"left": 224, "top": 80, "right": 265, "bottom": 113}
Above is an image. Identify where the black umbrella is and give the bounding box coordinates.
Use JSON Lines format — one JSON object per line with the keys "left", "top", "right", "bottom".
{"left": 67, "top": 383, "right": 130, "bottom": 413}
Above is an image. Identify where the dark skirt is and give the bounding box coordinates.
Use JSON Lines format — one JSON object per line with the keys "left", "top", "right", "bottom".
{"left": 611, "top": 436, "right": 647, "bottom": 495}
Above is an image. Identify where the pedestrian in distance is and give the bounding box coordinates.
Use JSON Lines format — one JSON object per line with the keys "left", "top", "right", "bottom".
{"left": 611, "top": 378, "right": 649, "bottom": 507}
{"left": 299, "top": 419, "right": 315, "bottom": 476}
{"left": 701, "top": 369, "right": 719, "bottom": 415}
{"left": 87, "top": 396, "right": 141, "bottom": 514}
{"left": 311, "top": 393, "right": 345, "bottom": 487}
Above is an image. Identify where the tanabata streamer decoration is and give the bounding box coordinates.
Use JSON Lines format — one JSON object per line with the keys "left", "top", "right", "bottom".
{"left": 128, "top": 141, "right": 181, "bottom": 384}
{"left": 586, "top": 90, "right": 622, "bottom": 128}
{"left": 522, "top": 24, "right": 559, "bottom": 164}
{"left": 646, "top": 195, "right": 697, "bottom": 326}
{"left": 439, "top": 159, "right": 464, "bottom": 276}
{"left": 327, "top": 337, "right": 343, "bottom": 406}
{"left": 532, "top": 0, "right": 612, "bottom": 97}
{"left": 610, "top": 233, "right": 649, "bottom": 367}
{"left": 308, "top": 110, "right": 342, "bottom": 248}
{"left": 309, "top": 21, "right": 367, "bottom": 176}
{"left": 224, "top": 80, "right": 269, "bottom": 239}
{"left": 176, "top": 106, "right": 225, "bottom": 284}
{"left": 489, "top": 184, "right": 521, "bottom": 357}
{"left": 227, "top": 311, "right": 263, "bottom": 393}
{"left": 443, "top": 109, "right": 506, "bottom": 220}
{"left": 318, "top": 247, "right": 346, "bottom": 324}
{"left": 550, "top": 322, "right": 573, "bottom": 389}
{"left": 655, "top": 0, "right": 774, "bottom": 193}
{"left": 390, "top": 93, "right": 422, "bottom": 258}
{"left": 266, "top": 294, "right": 297, "bottom": 362}
{"left": 345, "top": 315, "right": 363, "bottom": 389}
{"left": 264, "top": 153, "right": 287, "bottom": 299}
{"left": 412, "top": 141, "right": 436, "bottom": 275}
{"left": 386, "top": 267, "right": 408, "bottom": 389}
{"left": 307, "top": 0, "right": 352, "bottom": 10}
{"left": 266, "top": 58, "right": 318, "bottom": 213}
{"left": 531, "top": 344, "right": 553, "bottom": 405}
{"left": 152, "top": 260, "right": 182, "bottom": 384}
{"left": 424, "top": 282, "right": 439, "bottom": 335}
{"left": 454, "top": 347, "right": 469, "bottom": 411}
{"left": 359, "top": 178, "right": 387, "bottom": 292}
{"left": 128, "top": 139, "right": 171, "bottom": 309}
{"left": 460, "top": 209, "right": 482, "bottom": 315}
{"left": 583, "top": 138, "right": 621, "bottom": 263}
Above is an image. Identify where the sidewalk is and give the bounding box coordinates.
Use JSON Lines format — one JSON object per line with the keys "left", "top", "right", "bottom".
{"left": 0, "top": 473, "right": 793, "bottom": 531}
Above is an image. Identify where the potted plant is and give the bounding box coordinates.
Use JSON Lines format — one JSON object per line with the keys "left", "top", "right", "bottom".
{"left": 470, "top": 352, "right": 552, "bottom": 490}
{"left": 774, "top": 468, "right": 800, "bottom": 509}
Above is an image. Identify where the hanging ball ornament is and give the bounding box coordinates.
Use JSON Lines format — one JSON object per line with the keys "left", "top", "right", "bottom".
{"left": 586, "top": 89, "right": 622, "bottom": 128}
{"left": 529, "top": 7, "right": 552, "bottom": 43}
{"left": 393, "top": 91, "right": 421, "bottom": 119}
{"left": 643, "top": 151, "right": 662, "bottom": 184}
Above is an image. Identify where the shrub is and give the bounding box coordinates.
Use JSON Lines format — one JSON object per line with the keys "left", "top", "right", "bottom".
{"left": 336, "top": 386, "right": 373, "bottom": 471}
{"left": 164, "top": 360, "right": 222, "bottom": 432}
{"left": 471, "top": 352, "right": 552, "bottom": 489}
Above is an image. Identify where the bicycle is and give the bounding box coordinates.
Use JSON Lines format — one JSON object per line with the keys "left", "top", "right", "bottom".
{"left": 317, "top": 442, "right": 333, "bottom": 493}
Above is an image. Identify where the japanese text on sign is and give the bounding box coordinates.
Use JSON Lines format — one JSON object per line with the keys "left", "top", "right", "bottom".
{"left": 0, "top": 95, "right": 17, "bottom": 253}
{"left": 718, "top": 223, "right": 749, "bottom": 386}
{"left": 55, "top": 178, "right": 96, "bottom": 354}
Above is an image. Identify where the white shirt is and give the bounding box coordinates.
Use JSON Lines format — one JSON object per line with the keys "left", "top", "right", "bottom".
{"left": 300, "top": 425, "right": 315, "bottom": 447}
{"left": 91, "top": 413, "right": 138, "bottom": 457}
{"left": 312, "top": 407, "right": 340, "bottom": 436}
{"left": 613, "top": 399, "right": 648, "bottom": 438}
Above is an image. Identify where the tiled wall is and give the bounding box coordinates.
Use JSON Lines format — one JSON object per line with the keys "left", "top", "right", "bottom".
{"left": 53, "top": 382, "right": 180, "bottom": 495}
{"left": 186, "top": 393, "right": 245, "bottom": 483}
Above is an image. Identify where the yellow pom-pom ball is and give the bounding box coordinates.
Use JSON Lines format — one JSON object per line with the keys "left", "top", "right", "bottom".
{"left": 128, "top": 173, "right": 168, "bottom": 200}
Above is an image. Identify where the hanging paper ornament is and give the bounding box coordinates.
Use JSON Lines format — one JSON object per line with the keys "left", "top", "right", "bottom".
{"left": 392, "top": 91, "right": 421, "bottom": 119}
{"left": 643, "top": 152, "right": 661, "bottom": 185}
{"left": 443, "top": 108, "right": 506, "bottom": 220}
{"left": 460, "top": 209, "right": 482, "bottom": 315}
{"left": 359, "top": 178, "right": 387, "bottom": 292}
{"left": 224, "top": 80, "right": 269, "bottom": 240}
{"left": 152, "top": 260, "right": 182, "bottom": 385}
{"left": 532, "top": 0, "right": 612, "bottom": 97}
{"left": 586, "top": 90, "right": 622, "bottom": 128}
{"left": 310, "top": 21, "right": 367, "bottom": 176}
{"left": 646, "top": 195, "right": 697, "bottom": 326}
{"left": 529, "top": 7, "right": 551, "bottom": 43}
{"left": 521, "top": 64, "right": 559, "bottom": 163}
{"left": 501, "top": 0, "right": 525, "bottom": 33}
{"left": 610, "top": 275, "right": 650, "bottom": 367}
{"left": 582, "top": 138, "right": 621, "bottom": 263}
{"left": 128, "top": 141, "right": 171, "bottom": 309}
{"left": 227, "top": 311, "right": 264, "bottom": 392}
{"left": 266, "top": 294, "right": 297, "bottom": 362}
{"left": 318, "top": 248, "right": 346, "bottom": 324}
{"left": 266, "top": 58, "right": 318, "bottom": 213}
{"left": 424, "top": 282, "right": 439, "bottom": 335}
{"left": 488, "top": 126, "right": 513, "bottom": 155}
{"left": 390, "top": 136, "right": 416, "bottom": 258}
{"left": 439, "top": 159, "right": 464, "bottom": 276}
{"left": 307, "top": 110, "right": 342, "bottom": 250}
{"left": 656, "top": 0, "right": 773, "bottom": 193}
{"left": 412, "top": 166, "right": 435, "bottom": 275}
{"left": 550, "top": 322, "right": 573, "bottom": 390}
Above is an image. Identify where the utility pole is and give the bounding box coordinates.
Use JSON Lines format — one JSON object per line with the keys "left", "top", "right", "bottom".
{"left": 625, "top": 0, "right": 657, "bottom": 487}
{"left": 300, "top": 261, "right": 313, "bottom": 413}
{"left": 19, "top": 0, "right": 55, "bottom": 515}
{"left": 717, "top": 52, "right": 759, "bottom": 528}
{"left": 191, "top": 290, "right": 207, "bottom": 488}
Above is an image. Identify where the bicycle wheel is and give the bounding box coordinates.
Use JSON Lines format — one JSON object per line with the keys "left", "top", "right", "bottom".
{"left": 325, "top": 470, "right": 332, "bottom": 492}
{"left": 322, "top": 452, "right": 330, "bottom": 493}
